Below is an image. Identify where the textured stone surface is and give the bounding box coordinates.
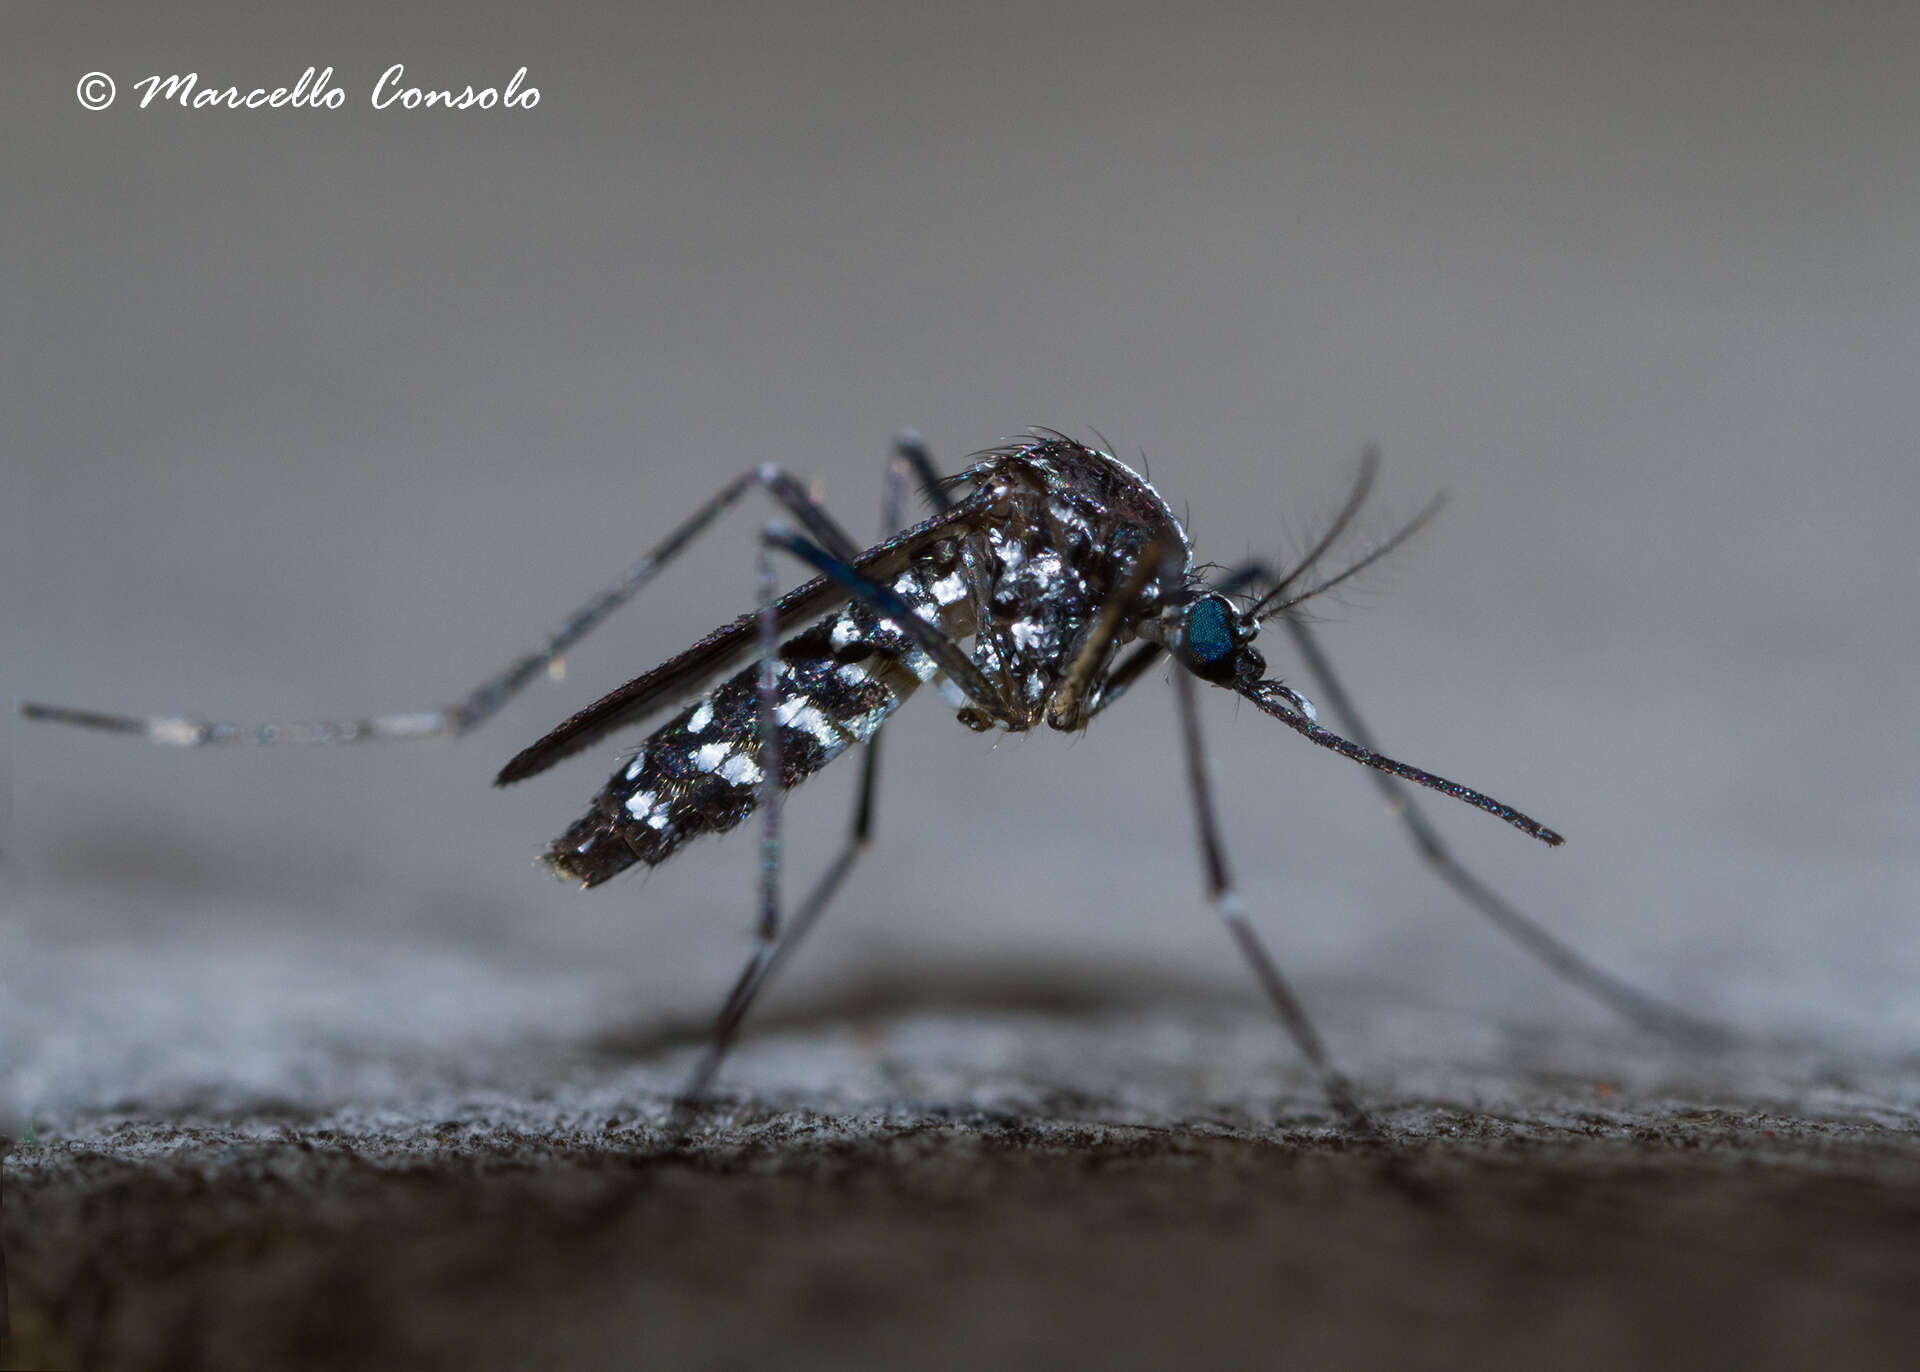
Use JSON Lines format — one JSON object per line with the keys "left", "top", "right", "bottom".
{"left": 6, "top": 976, "right": 1920, "bottom": 1370}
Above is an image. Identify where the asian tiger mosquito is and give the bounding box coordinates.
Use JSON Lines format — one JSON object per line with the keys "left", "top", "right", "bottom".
{"left": 22, "top": 431, "right": 1717, "bottom": 1137}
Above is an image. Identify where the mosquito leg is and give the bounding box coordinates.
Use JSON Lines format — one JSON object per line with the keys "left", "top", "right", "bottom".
{"left": 1082, "top": 641, "right": 1165, "bottom": 720}
{"left": 734, "top": 433, "right": 945, "bottom": 993}
{"left": 665, "top": 732, "right": 887, "bottom": 1132}
{"left": 24, "top": 459, "right": 975, "bottom": 750}
{"left": 891, "top": 430, "right": 953, "bottom": 514}
{"left": 1212, "top": 559, "right": 1280, "bottom": 599}
{"left": 762, "top": 526, "right": 1012, "bottom": 720}
{"left": 667, "top": 439, "right": 933, "bottom": 1131}
{"left": 1047, "top": 534, "right": 1181, "bottom": 730}
{"left": 665, "top": 533, "right": 791, "bottom": 1133}
{"left": 754, "top": 537, "right": 786, "bottom": 949}
{"left": 693, "top": 444, "right": 918, "bottom": 1059}
{"left": 23, "top": 468, "right": 753, "bottom": 746}
{"left": 1278, "top": 612, "right": 1728, "bottom": 1043}
{"left": 1172, "top": 668, "right": 1380, "bottom": 1138}
{"left": 1216, "top": 558, "right": 1722, "bottom": 1039}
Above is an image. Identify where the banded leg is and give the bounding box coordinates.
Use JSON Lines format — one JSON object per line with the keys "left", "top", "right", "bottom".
{"left": 666, "top": 532, "right": 792, "bottom": 1132}
{"left": 22, "top": 461, "right": 973, "bottom": 749}
{"left": 666, "top": 729, "right": 887, "bottom": 1129}
{"left": 1173, "top": 668, "right": 1379, "bottom": 1138}
{"left": 1217, "top": 556, "right": 1719, "bottom": 1040}
{"left": 667, "top": 438, "right": 961, "bottom": 1129}
{"left": 1279, "top": 611, "right": 1727, "bottom": 1042}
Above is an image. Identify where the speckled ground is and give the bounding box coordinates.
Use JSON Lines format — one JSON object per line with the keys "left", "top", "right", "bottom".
{"left": 6, "top": 982, "right": 1919, "bottom": 1371}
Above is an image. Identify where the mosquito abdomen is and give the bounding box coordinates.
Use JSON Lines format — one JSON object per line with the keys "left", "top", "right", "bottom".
{"left": 542, "top": 589, "right": 955, "bottom": 887}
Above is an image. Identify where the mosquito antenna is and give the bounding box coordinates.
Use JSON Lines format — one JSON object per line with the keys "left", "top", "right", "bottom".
{"left": 1253, "top": 491, "right": 1446, "bottom": 623}
{"left": 1246, "top": 445, "right": 1380, "bottom": 619}
{"left": 1239, "top": 679, "right": 1564, "bottom": 846}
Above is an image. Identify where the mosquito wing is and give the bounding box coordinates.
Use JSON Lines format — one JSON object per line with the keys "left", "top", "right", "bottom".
{"left": 494, "top": 496, "right": 989, "bottom": 785}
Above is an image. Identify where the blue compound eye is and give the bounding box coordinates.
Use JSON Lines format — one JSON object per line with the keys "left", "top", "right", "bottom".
{"left": 1186, "top": 597, "right": 1236, "bottom": 666}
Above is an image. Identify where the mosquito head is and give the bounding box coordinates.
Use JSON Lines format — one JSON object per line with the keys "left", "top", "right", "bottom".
{"left": 1170, "top": 592, "right": 1264, "bottom": 687}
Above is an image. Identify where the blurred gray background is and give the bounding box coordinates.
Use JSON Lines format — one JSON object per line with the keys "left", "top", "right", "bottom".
{"left": 6, "top": 0, "right": 1918, "bottom": 1121}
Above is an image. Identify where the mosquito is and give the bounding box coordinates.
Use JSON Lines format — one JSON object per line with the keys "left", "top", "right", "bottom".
{"left": 21, "top": 432, "right": 1716, "bottom": 1137}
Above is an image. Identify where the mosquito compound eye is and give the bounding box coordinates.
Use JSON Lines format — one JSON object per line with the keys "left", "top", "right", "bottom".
{"left": 1185, "top": 596, "right": 1236, "bottom": 668}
